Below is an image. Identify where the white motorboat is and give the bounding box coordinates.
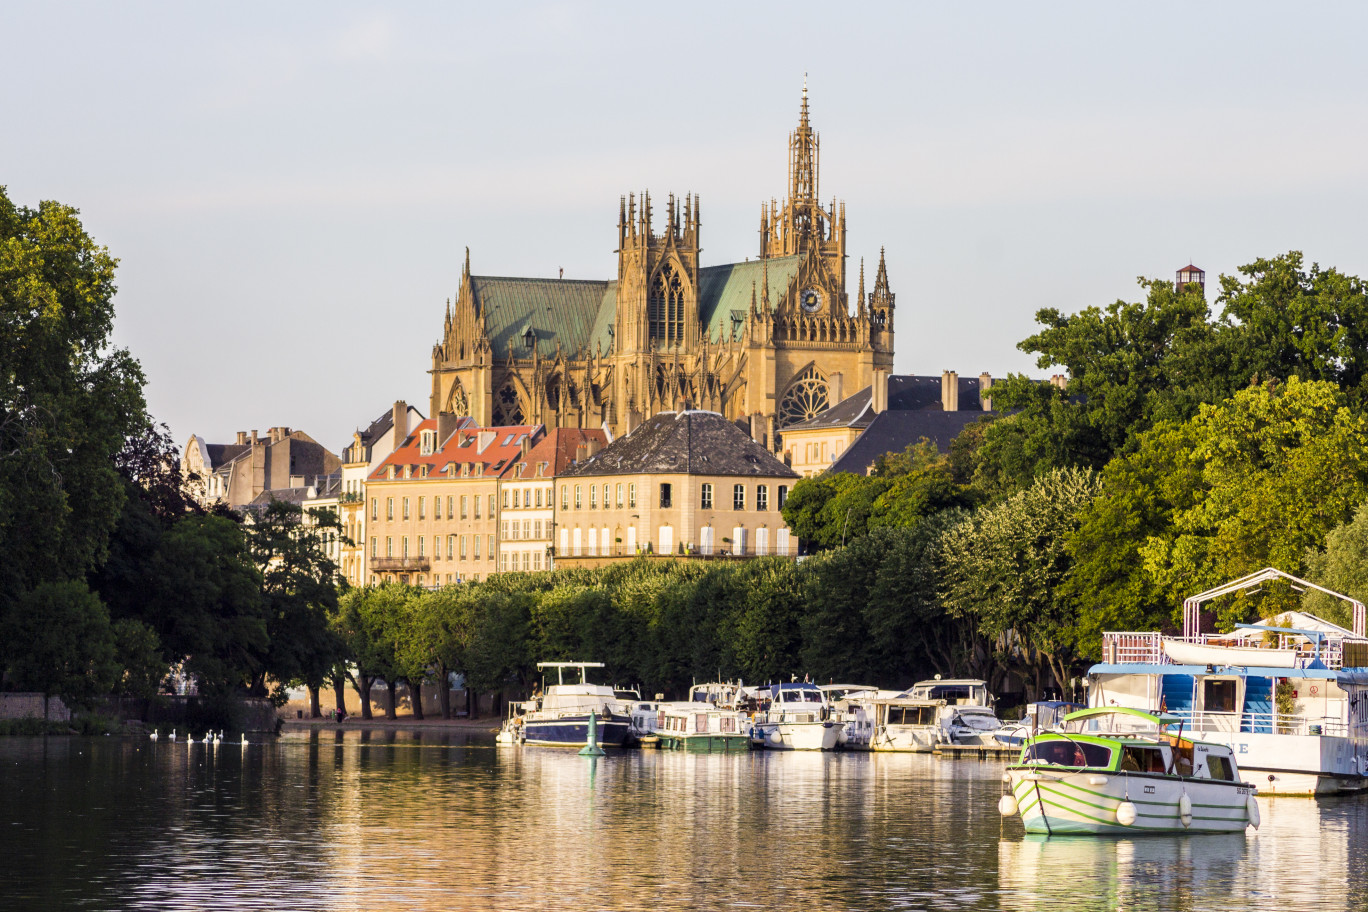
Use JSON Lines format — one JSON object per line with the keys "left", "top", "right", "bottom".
{"left": 992, "top": 701, "right": 1085, "bottom": 748}
{"left": 904, "top": 678, "right": 1003, "bottom": 745}
{"left": 819, "top": 684, "right": 883, "bottom": 749}
{"left": 751, "top": 682, "right": 841, "bottom": 750}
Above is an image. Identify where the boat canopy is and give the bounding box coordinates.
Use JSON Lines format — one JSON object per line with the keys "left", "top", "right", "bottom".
{"left": 1062, "top": 707, "right": 1182, "bottom": 734}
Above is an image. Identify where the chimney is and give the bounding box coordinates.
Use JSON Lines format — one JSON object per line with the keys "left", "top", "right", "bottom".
{"left": 979, "top": 372, "right": 993, "bottom": 411}
{"left": 575, "top": 443, "right": 589, "bottom": 463}
{"left": 584, "top": 437, "right": 603, "bottom": 459}
{"left": 1051, "top": 374, "right": 1068, "bottom": 390}
{"left": 521, "top": 435, "right": 532, "bottom": 456}
{"left": 437, "top": 411, "right": 459, "bottom": 448}
{"left": 941, "top": 371, "right": 959, "bottom": 411}
{"left": 830, "top": 371, "right": 843, "bottom": 406}
{"left": 250, "top": 429, "right": 260, "bottom": 445}
{"left": 236, "top": 431, "right": 247, "bottom": 446}
{"left": 871, "top": 369, "right": 889, "bottom": 414}
{"left": 477, "top": 429, "right": 496, "bottom": 453}
{"left": 392, "top": 401, "right": 409, "bottom": 445}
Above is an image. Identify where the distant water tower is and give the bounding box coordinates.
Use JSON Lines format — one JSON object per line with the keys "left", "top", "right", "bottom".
{"left": 1176, "top": 264, "right": 1205, "bottom": 296}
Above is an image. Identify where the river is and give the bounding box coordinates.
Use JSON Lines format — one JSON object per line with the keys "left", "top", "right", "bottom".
{"left": 2, "top": 730, "right": 1365, "bottom": 910}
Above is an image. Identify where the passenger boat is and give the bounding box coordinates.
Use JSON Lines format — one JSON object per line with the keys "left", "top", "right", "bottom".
{"left": 1092, "top": 568, "right": 1368, "bottom": 795}
{"left": 751, "top": 682, "right": 841, "bottom": 751}
{"left": 1001, "top": 707, "right": 1261, "bottom": 834}
{"left": 521, "top": 662, "right": 632, "bottom": 749}
{"left": 904, "top": 678, "right": 1003, "bottom": 745}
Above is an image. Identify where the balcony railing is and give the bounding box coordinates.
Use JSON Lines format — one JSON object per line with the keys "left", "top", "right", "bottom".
{"left": 1165, "top": 709, "right": 1347, "bottom": 738}
{"left": 368, "top": 557, "right": 431, "bottom": 572}
{"left": 556, "top": 544, "right": 800, "bottom": 560}
{"left": 1101, "top": 631, "right": 1358, "bottom": 671}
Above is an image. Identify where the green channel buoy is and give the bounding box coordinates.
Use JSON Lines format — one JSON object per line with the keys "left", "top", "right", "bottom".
{"left": 579, "top": 709, "right": 606, "bottom": 756}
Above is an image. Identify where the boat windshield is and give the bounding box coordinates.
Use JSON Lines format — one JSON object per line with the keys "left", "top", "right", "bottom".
{"left": 1063, "top": 711, "right": 1167, "bottom": 735}
{"left": 1024, "top": 739, "right": 1114, "bottom": 769}
{"left": 777, "top": 689, "right": 824, "bottom": 703}
{"left": 956, "top": 710, "right": 1000, "bottom": 731}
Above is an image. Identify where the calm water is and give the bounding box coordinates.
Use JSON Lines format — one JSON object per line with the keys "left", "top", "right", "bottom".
{"left": 2, "top": 731, "right": 1366, "bottom": 911}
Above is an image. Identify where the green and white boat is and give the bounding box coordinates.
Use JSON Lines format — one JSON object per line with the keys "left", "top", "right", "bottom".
{"left": 655, "top": 701, "right": 751, "bottom": 752}
{"left": 1000, "top": 708, "right": 1262, "bottom": 835}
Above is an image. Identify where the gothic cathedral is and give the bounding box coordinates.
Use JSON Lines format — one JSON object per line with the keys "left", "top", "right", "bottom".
{"left": 429, "top": 87, "right": 895, "bottom": 452}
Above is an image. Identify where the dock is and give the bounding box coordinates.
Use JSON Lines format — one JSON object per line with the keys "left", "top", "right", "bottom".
{"left": 934, "top": 743, "right": 1019, "bottom": 760}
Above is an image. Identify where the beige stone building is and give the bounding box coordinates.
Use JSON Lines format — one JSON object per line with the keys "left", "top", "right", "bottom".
{"left": 182, "top": 426, "right": 341, "bottom": 509}
{"left": 498, "top": 427, "right": 607, "bottom": 574}
{"left": 429, "top": 86, "right": 895, "bottom": 453}
{"left": 782, "top": 370, "right": 996, "bottom": 477}
{"left": 554, "top": 411, "right": 799, "bottom": 568}
{"left": 365, "top": 417, "right": 542, "bottom": 586}
{"left": 336, "top": 401, "right": 429, "bottom": 587}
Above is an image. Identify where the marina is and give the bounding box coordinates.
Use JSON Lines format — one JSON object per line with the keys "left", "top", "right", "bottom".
{"left": 4, "top": 729, "right": 1366, "bottom": 911}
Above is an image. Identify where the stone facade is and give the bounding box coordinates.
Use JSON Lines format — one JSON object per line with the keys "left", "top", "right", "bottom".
{"left": 429, "top": 86, "right": 895, "bottom": 454}
{"left": 183, "top": 426, "right": 341, "bottom": 509}
{"left": 555, "top": 410, "right": 799, "bottom": 566}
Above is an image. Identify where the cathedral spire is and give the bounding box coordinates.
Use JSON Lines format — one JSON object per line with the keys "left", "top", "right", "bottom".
{"left": 761, "top": 258, "right": 771, "bottom": 306}
{"left": 857, "top": 258, "right": 865, "bottom": 310}
{"left": 789, "top": 77, "right": 818, "bottom": 205}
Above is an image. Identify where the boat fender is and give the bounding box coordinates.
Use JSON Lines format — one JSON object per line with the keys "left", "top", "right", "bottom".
{"left": 1246, "top": 795, "right": 1261, "bottom": 829}
{"left": 1116, "top": 800, "right": 1138, "bottom": 826}
{"left": 1178, "top": 792, "right": 1193, "bottom": 828}
{"left": 998, "top": 794, "right": 1019, "bottom": 817}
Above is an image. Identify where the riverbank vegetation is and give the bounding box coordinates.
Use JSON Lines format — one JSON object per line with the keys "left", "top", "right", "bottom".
{"left": 5, "top": 186, "right": 1368, "bottom": 718}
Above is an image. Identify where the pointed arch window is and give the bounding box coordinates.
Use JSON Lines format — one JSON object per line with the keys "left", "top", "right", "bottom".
{"left": 778, "top": 366, "right": 830, "bottom": 427}
{"left": 492, "top": 383, "right": 525, "bottom": 426}
{"left": 649, "top": 264, "right": 687, "bottom": 346}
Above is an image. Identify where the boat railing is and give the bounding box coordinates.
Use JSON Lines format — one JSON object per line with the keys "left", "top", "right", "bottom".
{"left": 1102, "top": 631, "right": 1350, "bottom": 670}
{"left": 1168, "top": 709, "right": 1348, "bottom": 738}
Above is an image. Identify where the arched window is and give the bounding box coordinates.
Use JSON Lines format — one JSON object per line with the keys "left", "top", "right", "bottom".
{"left": 648, "top": 264, "right": 687, "bottom": 345}
{"left": 493, "top": 382, "right": 525, "bottom": 425}
{"left": 778, "top": 366, "right": 830, "bottom": 427}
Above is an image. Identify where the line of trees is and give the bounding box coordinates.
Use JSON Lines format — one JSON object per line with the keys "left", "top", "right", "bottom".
{"left": 7, "top": 182, "right": 1368, "bottom": 717}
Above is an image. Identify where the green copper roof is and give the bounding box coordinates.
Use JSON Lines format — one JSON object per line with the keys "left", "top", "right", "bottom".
{"left": 471, "top": 276, "right": 614, "bottom": 360}
{"left": 469, "top": 256, "right": 804, "bottom": 357}
{"left": 697, "top": 256, "right": 802, "bottom": 343}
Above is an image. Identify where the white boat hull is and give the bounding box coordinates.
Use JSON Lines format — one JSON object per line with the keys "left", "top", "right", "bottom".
{"left": 869, "top": 725, "right": 939, "bottom": 752}
{"left": 756, "top": 721, "right": 841, "bottom": 751}
{"left": 1008, "top": 769, "right": 1256, "bottom": 834}
{"left": 1182, "top": 730, "right": 1368, "bottom": 796}
{"left": 1161, "top": 638, "right": 1299, "bottom": 668}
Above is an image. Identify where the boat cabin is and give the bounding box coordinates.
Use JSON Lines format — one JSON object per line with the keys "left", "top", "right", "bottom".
{"left": 905, "top": 679, "right": 992, "bottom": 706}
{"left": 1022, "top": 710, "right": 1241, "bottom": 781}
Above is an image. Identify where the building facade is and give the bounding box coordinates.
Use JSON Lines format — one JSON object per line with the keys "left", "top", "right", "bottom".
{"left": 429, "top": 87, "right": 895, "bottom": 453}
{"left": 336, "top": 401, "right": 429, "bottom": 587}
{"left": 365, "top": 418, "right": 542, "bottom": 586}
{"left": 498, "top": 427, "right": 607, "bottom": 574}
{"left": 182, "top": 426, "right": 341, "bottom": 509}
{"left": 555, "top": 410, "right": 799, "bottom": 568}
{"left": 782, "top": 370, "right": 996, "bottom": 477}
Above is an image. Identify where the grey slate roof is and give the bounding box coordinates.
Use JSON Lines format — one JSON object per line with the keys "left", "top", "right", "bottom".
{"left": 782, "top": 374, "right": 989, "bottom": 432}
{"left": 561, "top": 411, "right": 798, "bottom": 479}
{"left": 827, "top": 411, "right": 989, "bottom": 475}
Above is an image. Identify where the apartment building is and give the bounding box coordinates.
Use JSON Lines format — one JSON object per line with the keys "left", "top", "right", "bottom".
{"left": 498, "top": 427, "right": 608, "bottom": 573}
{"left": 555, "top": 410, "right": 799, "bottom": 567}
{"left": 365, "top": 417, "right": 542, "bottom": 585}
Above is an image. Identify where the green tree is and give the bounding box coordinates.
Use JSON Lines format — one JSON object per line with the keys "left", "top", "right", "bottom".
{"left": 0, "top": 188, "right": 147, "bottom": 688}
{"left": 245, "top": 500, "right": 346, "bottom": 709}
{"left": 941, "top": 466, "right": 1102, "bottom": 696}
{"left": 1303, "top": 501, "right": 1368, "bottom": 628}
{"left": 0, "top": 581, "right": 119, "bottom": 711}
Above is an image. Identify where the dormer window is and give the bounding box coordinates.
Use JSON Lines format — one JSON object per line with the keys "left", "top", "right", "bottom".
{"left": 419, "top": 429, "right": 436, "bottom": 456}
{"left": 522, "top": 325, "right": 535, "bottom": 350}
{"left": 386, "top": 465, "right": 396, "bottom": 479}
{"left": 461, "top": 464, "right": 470, "bottom": 477}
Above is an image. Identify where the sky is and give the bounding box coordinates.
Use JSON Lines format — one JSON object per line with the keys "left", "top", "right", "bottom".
{"left": 4, "top": 2, "right": 1368, "bottom": 451}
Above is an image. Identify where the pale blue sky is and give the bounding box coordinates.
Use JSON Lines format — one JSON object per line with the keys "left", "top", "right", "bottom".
{"left": 4, "top": 2, "right": 1367, "bottom": 450}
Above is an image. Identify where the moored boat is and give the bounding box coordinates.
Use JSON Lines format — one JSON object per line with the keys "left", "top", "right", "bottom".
{"left": 904, "top": 678, "right": 1003, "bottom": 745}
{"left": 1093, "top": 569, "right": 1368, "bottom": 796}
{"left": 1002, "top": 708, "right": 1261, "bottom": 835}
{"left": 656, "top": 702, "right": 751, "bottom": 751}
{"left": 522, "top": 662, "right": 632, "bottom": 749}
{"left": 751, "top": 682, "right": 841, "bottom": 750}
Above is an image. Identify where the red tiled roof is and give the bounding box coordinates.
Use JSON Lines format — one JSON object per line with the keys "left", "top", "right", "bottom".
{"left": 509, "top": 427, "right": 610, "bottom": 479}
{"left": 369, "top": 419, "right": 543, "bottom": 481}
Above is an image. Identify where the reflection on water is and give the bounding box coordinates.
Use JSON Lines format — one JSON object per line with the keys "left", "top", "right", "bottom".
{"left": 0, "top": 732, "right": 1364, "bottom": 910}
